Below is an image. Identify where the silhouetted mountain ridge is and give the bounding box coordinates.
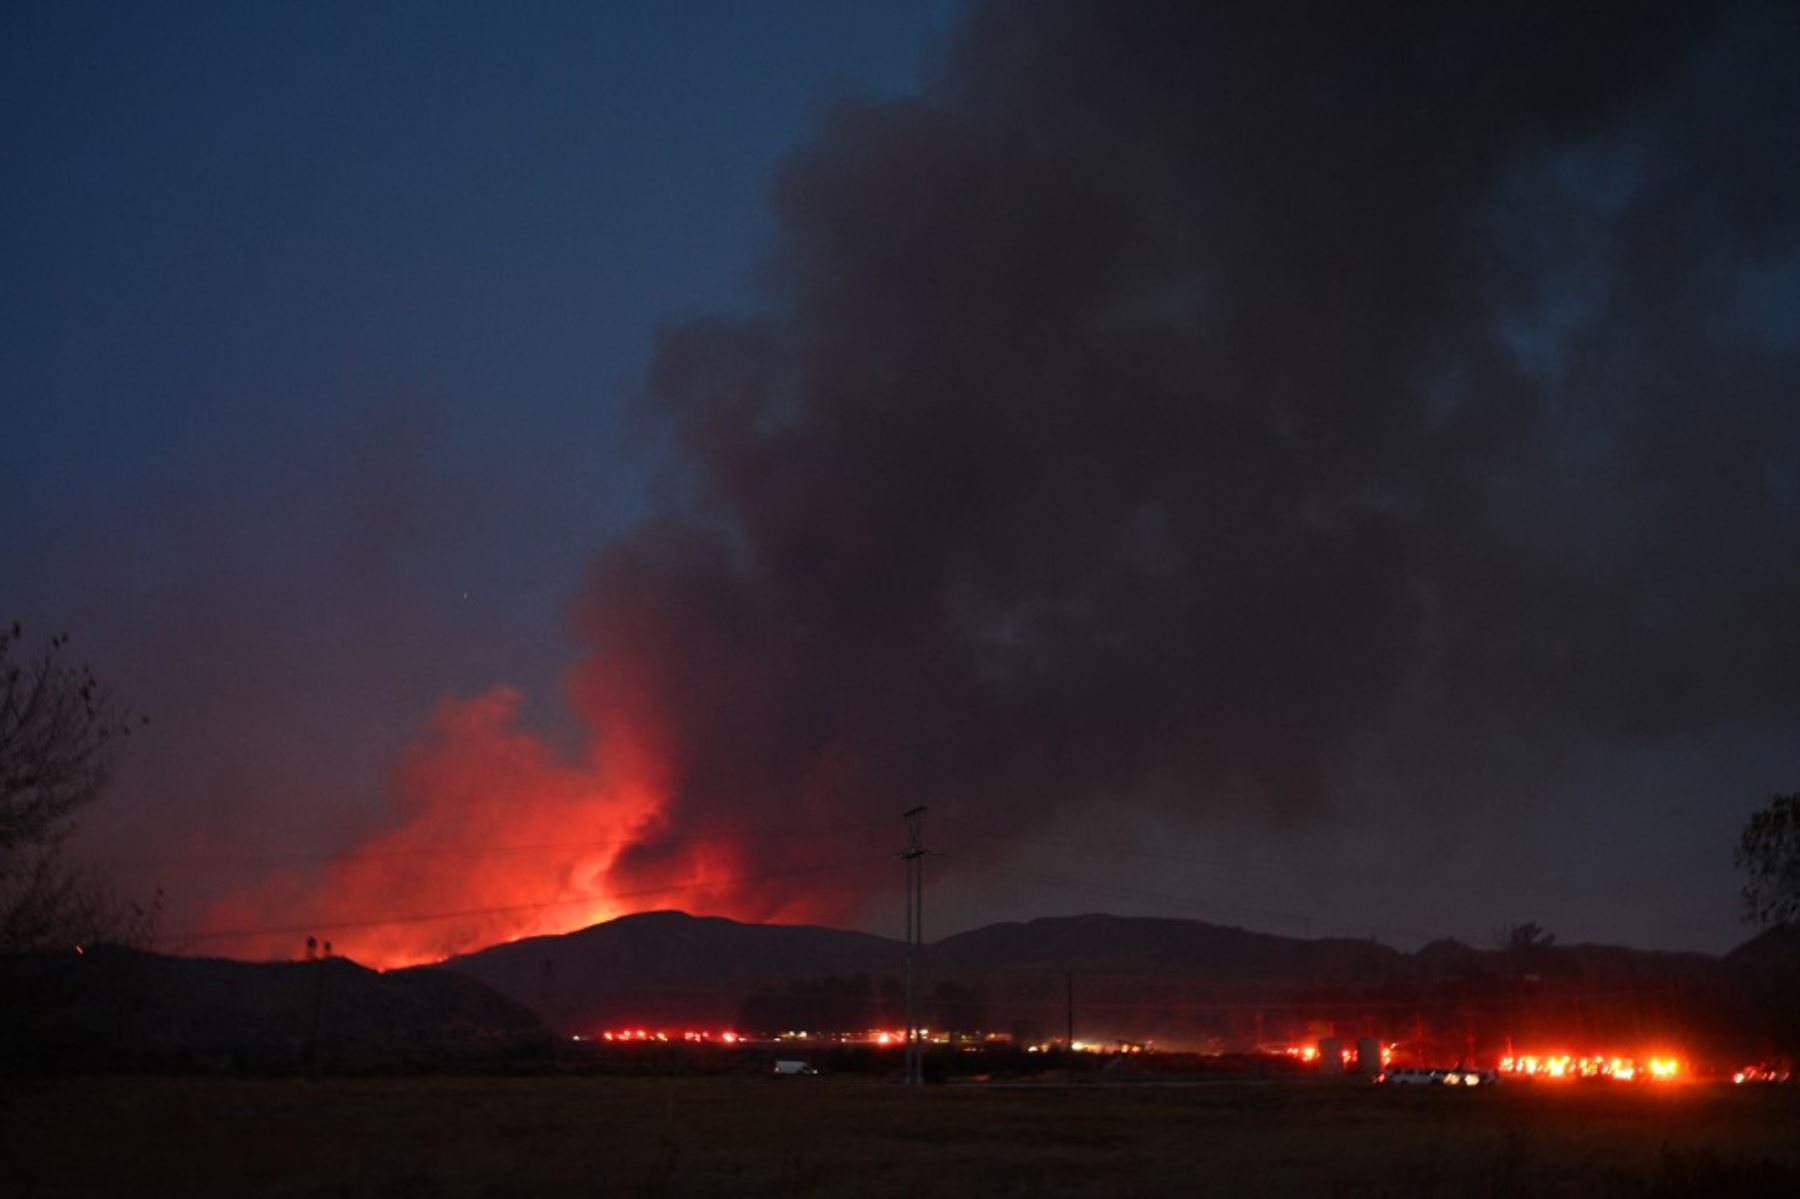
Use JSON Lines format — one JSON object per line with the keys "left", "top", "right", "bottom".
{"left": 931, "top": 913, "right": 1402, "bottom": 978}
{"left": 435, "top": 911, "right": 1798, "bottom": 1059}
{"left": 437, "top": 910, "right": 903, "bottom": 1033}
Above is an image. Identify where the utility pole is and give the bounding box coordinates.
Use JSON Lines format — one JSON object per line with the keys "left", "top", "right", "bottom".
{"left": 1065, "top": 972, "right": 1074, "bottom": 1052}
{"left": 901, "top": 805, "right": 928, "bottom": 1087}
{"left": 307, "top": 934, "right": 327, "bottom": 1072}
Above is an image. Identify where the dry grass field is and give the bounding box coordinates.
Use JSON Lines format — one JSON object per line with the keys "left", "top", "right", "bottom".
{"left": 3, "top": 1075, "right": 1797, "bottom": 1198}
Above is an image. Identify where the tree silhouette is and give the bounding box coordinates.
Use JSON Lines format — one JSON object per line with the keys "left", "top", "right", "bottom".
{"left": 1498, "top": 922, "right": 1556, "bottom": 953}
{"left": 1, "top": 622, "right": 148, "bottom": 948}
{"left": 1736, "top": 793, "right": 1800, "bottom": 927}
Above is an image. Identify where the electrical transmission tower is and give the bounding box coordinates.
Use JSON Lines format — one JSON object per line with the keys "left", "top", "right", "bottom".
{"left": 901, "top": 805, "right": 928, "bottom": 1087}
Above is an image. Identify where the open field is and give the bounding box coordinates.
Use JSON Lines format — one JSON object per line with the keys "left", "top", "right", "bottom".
{"left": 3, "top": 1076, "right": 1797, "bottom": 1198}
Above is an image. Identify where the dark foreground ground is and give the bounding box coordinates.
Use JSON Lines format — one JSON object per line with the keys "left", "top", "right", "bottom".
{"left": 3, "top": 1076, "right": 1797, "bottom": 1198}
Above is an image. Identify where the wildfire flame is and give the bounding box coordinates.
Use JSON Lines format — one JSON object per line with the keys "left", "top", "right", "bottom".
{"left": 199, "top": 686, "right": 842, "bottom": 967}
{"left": 1497, "top": 1053, "right": 1681, "bottom": 1082}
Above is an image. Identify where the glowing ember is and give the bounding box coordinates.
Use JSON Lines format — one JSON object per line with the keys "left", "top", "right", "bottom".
{"left": 1497, "top": 1052, "right": 1682, "bottom": 1082}
{"left": 593, "top": 1029, "right": 746, "bottom": 1045}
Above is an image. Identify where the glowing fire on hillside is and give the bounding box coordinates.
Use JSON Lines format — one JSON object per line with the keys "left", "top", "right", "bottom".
{"left": 1272, "top": 1043, "right": 1394, "bottom": 1069}
{"left": 197, "top": 688, "right": 862, "bottom": 968}
{"left": 586, "top": 1029, "right": 942, "bottom": 1047}
{"left": 1497, "top": 1053, "right": 1683, "bottom": 1082}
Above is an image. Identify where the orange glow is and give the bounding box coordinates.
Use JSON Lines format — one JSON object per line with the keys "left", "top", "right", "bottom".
{"left": 196, "top": 686, "right": 850, "bottom": 967}
{"left": 1497, "top": 1051, "right": 1682, "bottom": 1083}
{"left": 199, "top": 689, "right": 668, "bottom": 966}
{"left": 1733, "top": 1064, "right": 1791, "bottom": 1084}
{"left": 594, "top": 1028, "right": 749, "bottom": 1046}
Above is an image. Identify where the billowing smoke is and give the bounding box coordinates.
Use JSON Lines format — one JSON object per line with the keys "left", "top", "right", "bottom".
{"left": 590, "top": 2, "right": 1798, "bottom": 890}
{"left": 209, "top": 0, "right": 1800, "bottom": 963}
{"left": 204, "top": 683, "right": 876, "bottom": 965}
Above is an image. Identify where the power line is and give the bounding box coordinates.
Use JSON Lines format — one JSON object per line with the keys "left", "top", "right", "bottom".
{"left": 155, "top": 805, "right": 1470, "bottom": 959}
{"left": 175, "top": 855, "right": 886, "bottom": 945}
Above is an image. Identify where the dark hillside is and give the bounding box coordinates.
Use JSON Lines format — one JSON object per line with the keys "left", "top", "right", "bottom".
{"left": 435, "top": 911, "right": 1799, "bottom": 1064}
{"left": 438, "top": 910, "right": 904, "bottom": 1034}
{"left": 1, "top": 946, "right": 545, "bottom": 1072}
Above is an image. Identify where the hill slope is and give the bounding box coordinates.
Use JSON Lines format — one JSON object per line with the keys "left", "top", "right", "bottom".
{"left": 1, "top": 945, "right": 546, "bottom": 1071}
{"left": 435, "top": 911, "right": 1797, "bottom": 1062}
{"left": 438, "top": 909, "right": 904, "bottom": 1033}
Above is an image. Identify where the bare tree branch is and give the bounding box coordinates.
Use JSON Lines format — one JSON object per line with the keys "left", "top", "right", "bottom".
{"left": 1, "top": 623, "right": 152, "bottom": 949}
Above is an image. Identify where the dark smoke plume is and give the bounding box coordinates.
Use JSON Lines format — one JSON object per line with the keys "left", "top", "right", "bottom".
{"left": 579, "top": 1, "right": 1800, "bottom": 922}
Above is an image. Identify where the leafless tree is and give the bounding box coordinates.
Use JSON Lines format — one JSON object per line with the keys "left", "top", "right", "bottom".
{"left": 1, "top": 621, "right": 150, "bottom": 949}
{"left": 1737, "top": 793, "right": 1800, "bottom": 928}
{"left": 1496, "top": 922, "right": 1556, "bottom": 953}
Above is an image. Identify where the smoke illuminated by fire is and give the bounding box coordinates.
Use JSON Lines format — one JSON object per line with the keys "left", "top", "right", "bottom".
{"left": 189, "top": 1, "right": 1800, "bottom": 969}
{"left": 199, "top": 686, "right": 790, "bottom": 967}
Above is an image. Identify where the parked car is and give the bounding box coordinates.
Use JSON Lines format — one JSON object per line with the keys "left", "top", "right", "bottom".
{"left": 1380, "top": 1067, "right": 1497, "bottom": 1087}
